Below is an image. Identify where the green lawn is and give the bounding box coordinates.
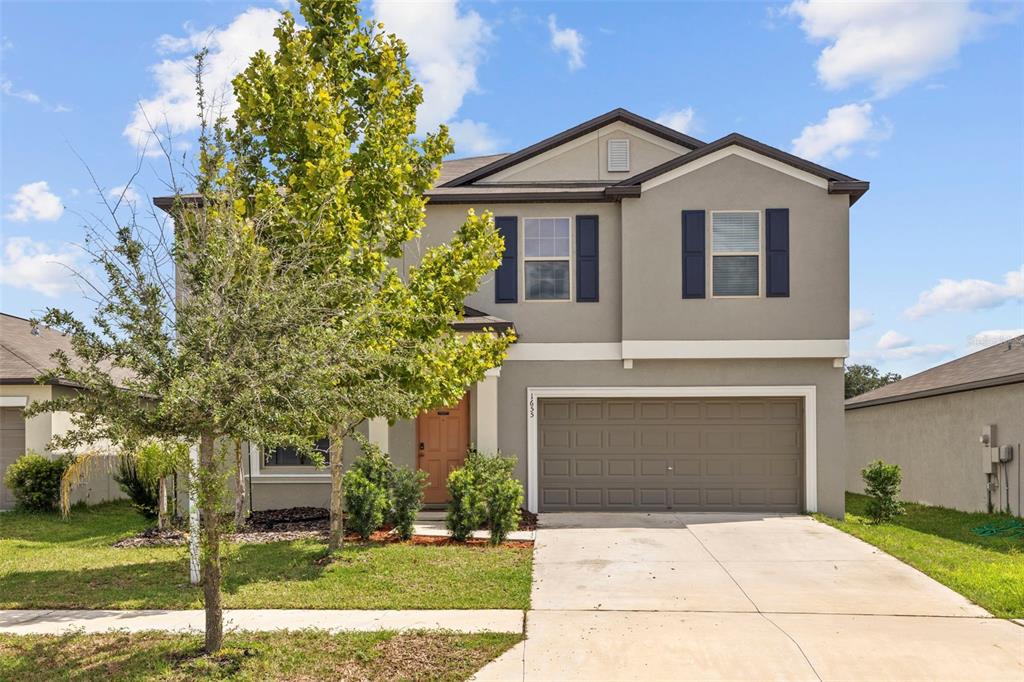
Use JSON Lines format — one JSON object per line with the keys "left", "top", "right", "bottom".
{"left": 816, "top": 492, "right": 1024, "bottom": 618}
{"left": 0, "top": 629, "right": 520, "bottom": 681}
{"left": 0, "top": 503, "right": 532, "bottom": 610}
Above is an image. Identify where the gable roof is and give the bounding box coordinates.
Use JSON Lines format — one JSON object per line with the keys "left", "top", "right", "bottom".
{"left": 846, "top": 335, "right": 1024, "bottom": 409}
{"left": 441, "top": 108, "right": 705, "bottom": 188}
{"left": 607, "top": 132, "right": 869, "bottom": 205}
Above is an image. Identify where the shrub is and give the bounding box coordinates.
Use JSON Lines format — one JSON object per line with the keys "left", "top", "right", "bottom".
{"left": 446, "top": 449, "right": 524, "bottom": 545}
{"left": 4, "top": 452, "right": 68, "bottom": 511}
{"left": 861, "top": 459, "right": 905, "bottom": 524}
{"left": 113, "top": 452, "right": 160, "bottom": 519}
{"left": 343, "top": 468, "right": 389, "bottom": 540}
{"left": 392, "top": 466, "right": 428, "bottom": 540}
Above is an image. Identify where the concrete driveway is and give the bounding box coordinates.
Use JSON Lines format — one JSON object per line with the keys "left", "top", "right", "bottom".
{"left": 474, "top": 512, "right": 1024, "bottom": 681}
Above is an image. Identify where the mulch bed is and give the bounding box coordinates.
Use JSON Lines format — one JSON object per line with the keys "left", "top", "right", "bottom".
{"left": 113, "top": 506, "right": 535, "bottom": 549}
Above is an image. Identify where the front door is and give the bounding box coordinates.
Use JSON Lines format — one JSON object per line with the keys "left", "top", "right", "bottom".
{"left": 417, "top": 393, "right": 470, "bottom": 505}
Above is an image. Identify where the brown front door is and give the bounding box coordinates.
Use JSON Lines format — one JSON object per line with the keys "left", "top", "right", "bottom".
{"left": 417, "top": 393, "right": 470, "bottom": 505}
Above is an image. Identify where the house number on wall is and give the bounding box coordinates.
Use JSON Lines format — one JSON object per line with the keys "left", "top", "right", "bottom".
{"left": 529, "top": 396, "right": 535, "bottom": 419}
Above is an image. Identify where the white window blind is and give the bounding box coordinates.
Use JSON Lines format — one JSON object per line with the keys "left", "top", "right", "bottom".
{"left": 607, "top": 139, "right": 630, "bottom": 172}
{"left": 712, "top": 211, "right": 760, "bottom": 297}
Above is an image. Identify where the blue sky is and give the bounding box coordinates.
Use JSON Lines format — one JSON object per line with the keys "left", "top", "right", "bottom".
{"left": 1, "top": 0, "right": 1021, "bottom": 377}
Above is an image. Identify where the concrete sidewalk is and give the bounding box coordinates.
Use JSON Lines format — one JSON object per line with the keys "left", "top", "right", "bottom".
{"left": 0, "top": 609, "right": 524, "bottom": 635}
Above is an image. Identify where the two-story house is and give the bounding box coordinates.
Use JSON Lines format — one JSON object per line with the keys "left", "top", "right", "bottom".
{"left": 184, "top": 109, "right": 868, "bottom": 518}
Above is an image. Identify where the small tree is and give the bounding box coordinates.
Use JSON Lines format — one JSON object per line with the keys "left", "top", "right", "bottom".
{"left": 26, "top": 59, "right": 356, "bottom": 652}
{"left": 861, "top": 459, "right": 905, "bottom": 524}
{"left": 845, "top": 364, "right": 901, "bottom": 399}
{"left": 227, "top": 0, "right": 513, "bottom": 551}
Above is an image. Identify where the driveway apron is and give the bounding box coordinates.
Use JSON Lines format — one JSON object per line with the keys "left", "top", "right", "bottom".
{"left": 474, "top": 512, "right": 1024, "bottom": 681}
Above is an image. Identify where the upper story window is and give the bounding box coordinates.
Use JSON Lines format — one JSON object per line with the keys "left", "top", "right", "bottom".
{"left": 711, "top": 211, "right": 760, "bottom": 297}
{"left": 607, "top": 139, "right": 630, "bottom": 172}
{"left": 524, "top": 217, "right": 571, "bottom": 300}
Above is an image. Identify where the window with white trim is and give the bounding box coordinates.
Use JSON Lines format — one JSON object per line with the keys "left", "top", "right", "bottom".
{"left": 524, "top": 217, "right": 571, "bottom": 300}
{"left": 711, "top": 211, "right": 760, "bottom": 297}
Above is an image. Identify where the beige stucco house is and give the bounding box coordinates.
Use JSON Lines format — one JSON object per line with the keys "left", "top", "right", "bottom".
{"left": 159, "top": 108, "right": 869, "bottom": 518}
{"left": 0, "top": 313, "right": 123, "bottom": 509}
{"left": 846, "top": 335, "right": 1023, "bottom": 515}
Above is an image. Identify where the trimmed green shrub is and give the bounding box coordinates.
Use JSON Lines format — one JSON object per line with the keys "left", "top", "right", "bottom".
{"left": 4, "top": 452, "right": 69, "bottom": 511}
{"left": 343, "top": 468, "right": 389, "bottom": 540}
{"left": 861, "top": 459, "right": 905, "bottom": 524}
{"left": 446, "top": 449, "right": 524, "bottom": 545}
{"left": 350, "top": 436, "right": 396, "bottom": 493}
{"left": 392, "top": 466, "right": 428, "bottom": 540}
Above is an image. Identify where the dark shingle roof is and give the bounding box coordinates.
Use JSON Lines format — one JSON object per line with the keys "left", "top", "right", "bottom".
{"left": 1, "top": 313, "right": 76, "bottom": 384}
{"left": 846, "top": 335, "right": 1024, "bottom": 409}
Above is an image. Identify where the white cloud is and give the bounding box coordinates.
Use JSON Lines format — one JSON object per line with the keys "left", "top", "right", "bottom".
{"left": 967, "top": 329, "right": 1024, "bottom": 350}
{"left": 876, "top": 330, "right": 912, "bottom": 350}
{"left": 108, "top": 184, "right": 141, "bottom": 205}
{"left": 548, "top": 14, "right": 584, "bottom": 71}
{"left": 655, "top": 107, "right": 697, "bottom": 134}
{"left": 852, "top": 330, "right": 952, "bottom": 363}
{"left": 1, "top": 79, "right": 41, "bottom": 104}
{"left": 786, "top": 0, "right": 997, "bottom": 98}
{"left": 791, "top": 102, "right": 890, "bottom": 162}
{"left": 5, "top": 181, "right": 64, "bottom": 222}
{"left": 124, "top": 8, "right": 281, "bottom": 151}
{"left": 0, "top": 237, "right": 83, "bottom": 297}
{"left": 850, "top": 308, "right": 874, "bottom": 331}
{"left": 372, "top": 0, "right": 492, "bottom": 134}
{"left": 905, "top": 267, "right": 1024, "bottom": 319}
{"left": 447, "top": 119, "right": 503, "bottom": 156}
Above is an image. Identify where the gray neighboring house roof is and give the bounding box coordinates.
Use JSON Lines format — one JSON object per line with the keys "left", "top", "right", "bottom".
{"left": 846, "top": 335, "right": 1024, "bottom": 409}
{"left": 1, "top": 313, "right": 78, "bottom": 385}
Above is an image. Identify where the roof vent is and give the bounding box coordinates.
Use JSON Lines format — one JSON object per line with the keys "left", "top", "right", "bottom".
{"left": 607, "top": 139, "right": 630, "bottom": 172}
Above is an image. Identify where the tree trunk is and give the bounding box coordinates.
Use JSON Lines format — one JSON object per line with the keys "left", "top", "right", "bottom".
{"left": 157, "top": 477, "right": 168, "bottom": 531}
{"left": 199, "top": 431, "right": 224, "bottom": 653}
{"left": 233, "top": 441, "right": 246, "bottom": 529}
{"left": 328, "top": 423, "right": 345, "bottom": 551}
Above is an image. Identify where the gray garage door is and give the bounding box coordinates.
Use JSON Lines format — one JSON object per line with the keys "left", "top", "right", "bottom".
{"left": 1, "top": 407, "right": 26, "bottom": 510}
{"left": 538, "top": 397, "right": 803, "bottom": 512}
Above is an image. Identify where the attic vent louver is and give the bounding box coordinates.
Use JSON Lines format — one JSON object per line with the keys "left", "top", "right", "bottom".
{"left": 607, "top": 139, "right": 630, "bottom": 172}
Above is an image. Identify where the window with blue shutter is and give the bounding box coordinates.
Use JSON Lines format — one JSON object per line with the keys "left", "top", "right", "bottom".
{"left": 765, "top": 208, "right": 790, "bottom": 298}
{"left": 576, "top": 215, "right": 599, "bottom": 302}
{"left": 681, "top": 210, "right": 706, "bottom": 299}
{"left": 494, "top": 216, "right": 518, "bottom": 303}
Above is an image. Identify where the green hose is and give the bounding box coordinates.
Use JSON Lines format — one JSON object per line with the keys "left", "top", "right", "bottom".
{"left": 971, "top": 518, "right": 1024, "bottom": 538}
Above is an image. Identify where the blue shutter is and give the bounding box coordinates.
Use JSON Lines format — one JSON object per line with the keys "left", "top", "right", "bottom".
{"left": 576, "top": 215, "right": 599, "bottom": 302}
{"left": 766, "top": 208, "right": 790, "bottom": 298}
{"left": 681, "top": 210, "right": 706, "bottom": 299}
{"left": 494, "top": 216, "right": 518, "bottom": 303}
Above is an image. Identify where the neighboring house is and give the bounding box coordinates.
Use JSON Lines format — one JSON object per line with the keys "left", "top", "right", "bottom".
{"left": 846, "top": 336, "right": 1024, "bottom": 515}
{"left": 0, "top": 313, "right": 124, "bottom": 509}
{"left": 157, "top": 108, "right": 868, "bottom": 517}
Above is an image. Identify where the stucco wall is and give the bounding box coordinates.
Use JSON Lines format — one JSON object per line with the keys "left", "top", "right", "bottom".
{"left": 621, "top": 154, "right": 850, "bottom": 341}
{"left": 846, "top": 383, "right": 1024, "bottom": 515}
{"left": 481, "top": 124, "right": 688, "bottom": 184}
{"left": 420, "top": 201, "right": 623, "bottom": 343}
{"left": 495, "top": 357, "right": 846, "bottom": 518}
{"left": 0, "top": 383, "right": 124, "bottom": 508}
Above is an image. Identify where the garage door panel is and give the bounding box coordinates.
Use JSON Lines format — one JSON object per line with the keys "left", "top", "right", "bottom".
{"left": 574, "top": 458, "right": 603, "bottom": 476}
{"left": 538, "top": 397, "right": 803, "bottom": 512}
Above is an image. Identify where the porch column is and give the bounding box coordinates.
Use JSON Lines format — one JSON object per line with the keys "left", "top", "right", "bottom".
{"left": 367, "top": 417, "right": 389, "bottom": 453}
{"left": 476, "top": 367, "right": 500, "bottom": 453}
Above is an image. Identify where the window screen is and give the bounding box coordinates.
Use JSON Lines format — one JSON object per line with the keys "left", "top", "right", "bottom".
{"left": 712, "top": 212, "right": 760, "bottom": 296}
{"left": 264, "top": 437, "right": 330, "bottom": 466}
